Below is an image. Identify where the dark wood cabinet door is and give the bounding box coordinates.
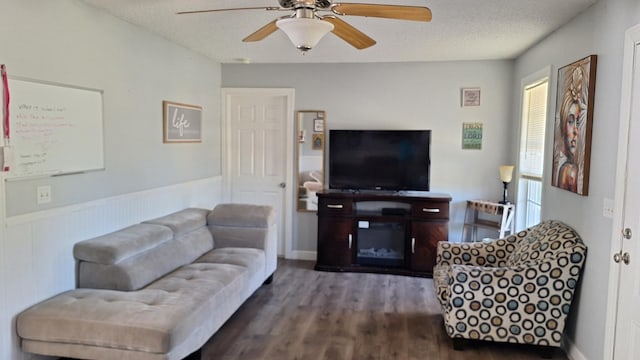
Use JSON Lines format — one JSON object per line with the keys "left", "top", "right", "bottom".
{"left": 410, "top": 221, "right": 448, "bottom": 273}
{"left": 317, "top": 217, "right": 354, "bottom": 267}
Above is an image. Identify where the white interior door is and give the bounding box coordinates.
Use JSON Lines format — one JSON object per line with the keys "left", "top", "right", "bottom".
{"left": 607, "top": 26, "right": 640, "bottom": 360}
{"left": 222, "top": 88, "right": 294, "bottom": 257}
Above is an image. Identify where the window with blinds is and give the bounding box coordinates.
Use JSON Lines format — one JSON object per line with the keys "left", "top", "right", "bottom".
{"left": 518, "top": 78, "right": 548, "bottom": 229}
{"left": 520, "top": 81, "right": 548, "bottom": 178}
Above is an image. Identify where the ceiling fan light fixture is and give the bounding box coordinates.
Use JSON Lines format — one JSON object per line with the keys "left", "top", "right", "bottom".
{"left": 276, "top": 17, "right": 334, "bottom": 52}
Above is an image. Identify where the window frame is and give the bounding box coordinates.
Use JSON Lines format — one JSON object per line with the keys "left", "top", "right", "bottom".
{"left": 515, "top": 67, "right": 551, "bottom": 230}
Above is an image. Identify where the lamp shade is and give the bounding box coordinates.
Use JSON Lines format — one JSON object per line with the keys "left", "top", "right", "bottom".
{"left": 276, "top": 18, "right": 334, "bottom": 51}
{"left": 499, "top": 165, "right": 515, "bottom": 183}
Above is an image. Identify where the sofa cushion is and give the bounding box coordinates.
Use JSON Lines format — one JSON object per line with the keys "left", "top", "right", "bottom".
{"left": 76, "top": 227, "right": 214, "bottom": 291}
{"left": 18, "top": 288, "right": 183, "bottom": 353}
{"left": 144, "top": 208, "right": 210, "bottom": 237}
{"left": 208, "top": 203, "right": 275, "bottom": 228}
{"left": 196, "top": 247, "right": 267, "bottom": 296}
{"left": 74, "top": 223, "right": 173, "bottom": 265}
{"left": 196, "top": 248, "right": 265, "bottom": 277}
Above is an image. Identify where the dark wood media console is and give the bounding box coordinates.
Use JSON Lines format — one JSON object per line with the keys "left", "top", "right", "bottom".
{"left": 315, "top": 191, "right": 451, "bottom": 277}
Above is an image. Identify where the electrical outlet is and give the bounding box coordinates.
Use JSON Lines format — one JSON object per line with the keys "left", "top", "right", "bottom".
{"left": 37, "top": 185, "right": 51, "bottom": 204}
{"left": 603, "top": 197, "right": 614, "bottom": 219}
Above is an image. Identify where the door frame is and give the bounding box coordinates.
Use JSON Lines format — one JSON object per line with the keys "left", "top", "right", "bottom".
{"left": 221, "top": 88, "right": 295, "bottom": 259}
{"left": 603, "top": 23, "right": 640, "bottom": 360}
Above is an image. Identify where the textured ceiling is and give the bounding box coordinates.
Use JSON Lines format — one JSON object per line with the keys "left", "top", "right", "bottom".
{"left": 79, "top": 0, "right": 598, "bottom": 64}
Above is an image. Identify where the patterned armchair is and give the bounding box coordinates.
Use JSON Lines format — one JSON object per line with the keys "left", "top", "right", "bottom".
{"left": 433, "top": 220, "right": 587, "bottom": 353}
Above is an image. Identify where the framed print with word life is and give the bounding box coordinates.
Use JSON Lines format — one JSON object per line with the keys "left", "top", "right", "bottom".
{"left": 163, "top": 101, "right": 202, "bottom": 143}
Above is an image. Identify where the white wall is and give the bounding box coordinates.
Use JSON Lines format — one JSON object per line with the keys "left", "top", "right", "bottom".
{"left": 0, "top": 1, "right": 223, "bottom": 358}
{"left": 513, "top": 0, "right": 640, "bottom": 359}
{"left": 223, "top": 61, "right": 516, "bottom": 253}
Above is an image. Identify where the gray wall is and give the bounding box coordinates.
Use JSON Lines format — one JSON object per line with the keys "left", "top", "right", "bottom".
{"left": 1, "top": 0, "right": 222, "bottom": 216}
{"left": 223, "top": 61, "right": 516, "bottom": 252}
{"left": 513, "top": 0, "right": 640, "bottom": 358}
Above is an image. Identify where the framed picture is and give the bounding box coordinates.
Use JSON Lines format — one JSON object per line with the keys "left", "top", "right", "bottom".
{"left": 551, "top": 55, "right": 597, "bottom": 196}
{"left": 163, "top": 101, "right": 202, "bottom": 143}
{"left": 312, "top": 133, "right": 324, "bottom": 150}
{"left": 461, "top": 88, "right": 481, "bottom": 107}
{"left": 462, "top": 122, "right": 483, "bottom": 150}
{"left": 313, "top": 118, "right": 324, "bottom": 132}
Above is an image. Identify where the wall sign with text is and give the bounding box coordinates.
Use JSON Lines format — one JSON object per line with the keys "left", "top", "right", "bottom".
{"left": 461, "top": 88, "right": 481, "bottom": 107}
{"left": 163, "top": 101, "right": 202, "bottom": 143}
{"left": 462, "top": 122, "right": 483, "bottom": 150}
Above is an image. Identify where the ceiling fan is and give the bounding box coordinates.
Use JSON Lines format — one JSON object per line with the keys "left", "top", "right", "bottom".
{"left": 177, "top": 1, "right": 432, "bottom": 52}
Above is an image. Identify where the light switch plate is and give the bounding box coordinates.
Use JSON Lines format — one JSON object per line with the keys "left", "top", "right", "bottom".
{"left": 37, "top": 185, "right": 52, "bottom": 204}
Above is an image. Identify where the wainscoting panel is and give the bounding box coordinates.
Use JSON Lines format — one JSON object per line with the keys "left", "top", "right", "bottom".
{"left": 1, "top": 177, "right": 222, "bottom": 360}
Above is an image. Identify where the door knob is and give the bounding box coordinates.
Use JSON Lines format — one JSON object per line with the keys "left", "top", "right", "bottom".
{"left": 279, "top": 182, "right": 286, "bottom": 188}
{"left": 614, "top": 251, "right": 631, "bottom": 265}
{"left": 623, "top": 228, "right": 632, "bottom": 239}
{"left": 622, "top": 252, "right": 631, "bottom": 265}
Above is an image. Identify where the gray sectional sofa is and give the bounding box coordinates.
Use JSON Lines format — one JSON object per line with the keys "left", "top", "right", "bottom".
{"left": 16, "top": 203, "right": 277, "bottom": 360}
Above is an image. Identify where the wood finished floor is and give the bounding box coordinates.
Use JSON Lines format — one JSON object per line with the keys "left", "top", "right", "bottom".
{"left": 200, "top": 259, "right": 568, "bottom": 360}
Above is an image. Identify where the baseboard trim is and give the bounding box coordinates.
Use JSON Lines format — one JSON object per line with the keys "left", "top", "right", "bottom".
{"left": 563, "top": 337, "right": 587, "bottom": 360}
{"left": 287, "top": 250, "right": 317, "bottom": 261}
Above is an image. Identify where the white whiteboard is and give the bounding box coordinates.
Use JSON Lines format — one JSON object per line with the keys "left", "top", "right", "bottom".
{"left": 6, "top": 78, "right": 104, "bottom": 179}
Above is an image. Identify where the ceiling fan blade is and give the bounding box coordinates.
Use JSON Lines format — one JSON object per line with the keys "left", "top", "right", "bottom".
{"left": 323, "top": 17, "right": 376, "bottom": 50}
{"left": 177, "top": 7, "right": 280, "bottom": 15}
{"left": 331, "top": 3, "right": 432, "bottom": 22}
{"left": 243, "top": 19, "right": 280, "bottom": 42}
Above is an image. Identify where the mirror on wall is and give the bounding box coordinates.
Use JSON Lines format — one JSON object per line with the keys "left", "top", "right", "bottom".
{"left": 296, "top": 110, "right": 326, "bottom": 212}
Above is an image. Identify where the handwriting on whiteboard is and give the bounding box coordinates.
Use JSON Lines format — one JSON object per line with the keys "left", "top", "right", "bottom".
{"left": 14, "top": 103, "right": 74, "bottom": 141}
{"left": 12, "top": 102, "right": 76, "bottom": 174}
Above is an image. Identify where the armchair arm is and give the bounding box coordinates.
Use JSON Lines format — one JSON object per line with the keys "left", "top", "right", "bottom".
{"left": 442, "top": 249, "right": 586, "bottom": 347}
{"left": 436, "top": 235, "right": 519, "bottom": 267}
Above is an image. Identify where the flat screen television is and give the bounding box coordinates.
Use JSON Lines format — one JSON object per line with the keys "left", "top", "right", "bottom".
{"left": 329, "top": 129, "right": 431, "bottom": 191}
